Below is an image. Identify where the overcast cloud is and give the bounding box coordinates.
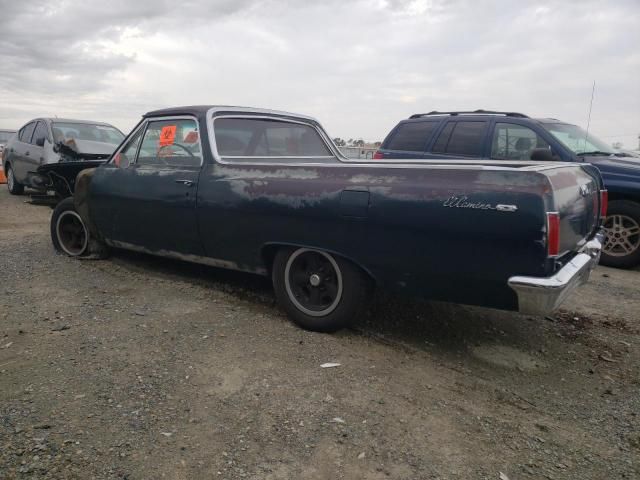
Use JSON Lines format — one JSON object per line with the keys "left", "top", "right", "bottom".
{"left": 0, "top": 0, "right": 638, "bottom": 146}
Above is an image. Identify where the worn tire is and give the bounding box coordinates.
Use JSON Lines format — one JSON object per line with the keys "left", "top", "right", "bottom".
{"left": 600, "top": 200, "right": 640, "bottom": 269}
{"left": 272, "top": 247, "right": 368, "bottom": 332}
{"left": 51, "top": 198, "right": 91, "bottom": 257}
{"left": 6, "top": 164, "right": 24, "bottom": 195}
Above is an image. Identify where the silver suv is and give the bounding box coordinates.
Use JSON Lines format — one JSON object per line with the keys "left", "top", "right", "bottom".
{"left": 3, "top": 118, "right": 124, "bottom": 194}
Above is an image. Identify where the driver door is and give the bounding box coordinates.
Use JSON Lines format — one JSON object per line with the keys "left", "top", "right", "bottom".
{"left": 95, "top": 116, "right": 204, "bottom": 256}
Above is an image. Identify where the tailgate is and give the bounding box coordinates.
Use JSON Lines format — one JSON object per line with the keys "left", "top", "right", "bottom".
{"left": 545, "top": 165, "right": 602, "bottom": 256}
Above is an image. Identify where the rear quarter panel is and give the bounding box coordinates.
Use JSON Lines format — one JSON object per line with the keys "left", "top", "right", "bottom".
{"left": 544, "top": 165, "right": 600, "bottom": 255}
{"left": 197, "top": 162, "right": 550, "bottom": 310}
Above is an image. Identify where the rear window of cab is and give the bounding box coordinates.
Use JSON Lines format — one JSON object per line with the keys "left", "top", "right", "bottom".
{"left": 385, "top": 121, "right": 440, "bottom": 152}
{"left": 214, "top": 118, "right": 332, "bottom": 158}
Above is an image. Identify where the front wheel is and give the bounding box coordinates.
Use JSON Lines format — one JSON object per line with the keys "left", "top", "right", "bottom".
{"left": 6, "top": 165, "right": 24, "bottom": 195}
{"left": 51, "top": 198, "right": 90, "bottom": 257}
{"left": 600, "top": 200, "right": 640, "bottom": 269}
{"left": 272, "top": 247, "right": 369, "bottom": 332}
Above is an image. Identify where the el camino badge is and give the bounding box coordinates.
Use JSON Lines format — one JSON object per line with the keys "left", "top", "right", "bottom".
{"left": 443, "top": 195, "right": 518, "bottom": 212}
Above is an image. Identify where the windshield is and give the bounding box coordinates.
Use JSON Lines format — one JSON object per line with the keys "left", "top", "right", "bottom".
{"left": 543, "top": 123, "right": 614, "bottom": 155}
{"left": 52, "top": 122, "right": 124, "bottom": 145}
{"left": 0, "top": 131, "right": 15, "bottom": 143}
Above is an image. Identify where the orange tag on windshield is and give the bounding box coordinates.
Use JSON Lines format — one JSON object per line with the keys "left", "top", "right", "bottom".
{"left": 159, "top": 125, "right": 176, "bottom": 146}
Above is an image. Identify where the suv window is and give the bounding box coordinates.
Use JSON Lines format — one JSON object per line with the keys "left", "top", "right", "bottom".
{"left": 432, "top": 121, "right": 487, "bottom": 156}
{"left": 32, "top": 121, "right": 48, "bottom": 146}
{"left": 386, "top": 121, "right": 439, "bottom": 152}
{"left": 215, "top": 118, "right": 332, "bottom": 158}
{"left": 137, "top": 119, "right": 202, "bottom": 167}
{"left": 19, "top": 122, "right": 36, "bottom": 143}
{"left": 491, "top": 123, "right": 550, "bottom": 160}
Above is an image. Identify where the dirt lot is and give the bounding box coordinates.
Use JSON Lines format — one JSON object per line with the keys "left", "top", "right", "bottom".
{"left": 1, "top": 187, "right": 639, "bottom": 480}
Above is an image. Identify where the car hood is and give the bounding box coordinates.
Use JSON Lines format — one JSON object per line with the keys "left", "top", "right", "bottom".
{"left": 582, "top": 154, "right": 640, "bottom": 184}
{"left": 62, "top": 139, "right": 117, "bottom": 155}
{"left": 56, "top": 139, "right": 116, "bottom": 161}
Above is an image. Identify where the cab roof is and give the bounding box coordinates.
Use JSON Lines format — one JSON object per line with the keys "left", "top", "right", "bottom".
{"left": 144, "top": 105, "right": 318, "bottom": 122}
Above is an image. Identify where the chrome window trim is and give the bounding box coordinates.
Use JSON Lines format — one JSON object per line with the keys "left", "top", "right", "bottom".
{"left": 221, "top": 155, "right": 335, "bottom": 159}
{"left": 117, "top": 115, "right": 205, "bottom": 168}
{"left": 206, "top": 106, "right": 319, "bottom": 122}
{"left": 207, "top": 114, "right": 340, "bottom": 164}
{"left": 110, "top": 121, "right": 147, "bottom": 164}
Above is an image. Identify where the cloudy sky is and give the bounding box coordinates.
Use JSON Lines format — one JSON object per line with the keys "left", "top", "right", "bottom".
{"left": 0, "top": 0, "right": 638, "bottom": 147}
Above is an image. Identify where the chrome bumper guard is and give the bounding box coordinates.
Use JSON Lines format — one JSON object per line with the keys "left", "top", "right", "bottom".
{"left": 508, "top": 233, "right": 603, "bottom": 316}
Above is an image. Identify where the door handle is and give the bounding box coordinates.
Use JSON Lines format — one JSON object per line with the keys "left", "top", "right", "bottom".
{"left": 25, "top": 151, "right": 30, "bottom": 156}
{"left": 175, "top": 179, "right": 194, "bottom": 187}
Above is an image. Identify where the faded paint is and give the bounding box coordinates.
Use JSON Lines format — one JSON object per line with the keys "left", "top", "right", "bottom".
{"left": 106, "top": 239, "right": 267, "bottom": 275}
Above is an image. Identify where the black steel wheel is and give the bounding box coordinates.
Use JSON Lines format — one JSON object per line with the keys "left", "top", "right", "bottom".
{"left": 51, "top": 198, "right": 89, "bottom": 257}
{"left": 285, "top": 249, "right": 343, "bottom": 317}
{"left": 272, "top": 247, "right": 369, "bottom": 332}
{"left": 601, "top": 200, "right": 640, "bottom": 269}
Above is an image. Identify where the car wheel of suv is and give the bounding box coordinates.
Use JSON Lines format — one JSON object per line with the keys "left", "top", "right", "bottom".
{"left": 600, "top": 200, "right": 640, "bottom": 269}
{"left": 6, "top": 165, "right": 24, "bottom": 195}
{"left": 272, "top": 247, "right": 369, "bottom": 332}
{"left": 51, "top": 198, "right": 90, "bottom": 257}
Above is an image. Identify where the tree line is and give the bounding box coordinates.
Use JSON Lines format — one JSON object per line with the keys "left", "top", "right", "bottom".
{"left": 333, "top": 138, "right": 382, "bottom": 147}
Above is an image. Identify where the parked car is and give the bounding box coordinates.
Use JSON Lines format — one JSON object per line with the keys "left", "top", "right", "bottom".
{"left": 0, "top": 129, "right": 16, "bottom": 182}
{"left": 374, "top": 110, "right": 640, "bottom": 268}
{"left": 615, "top": 149, "right": 640, "bottom": 159}
{"left": 49, "top": 105, "right": 605, "bottom": 332}
{"left": 0, "top": 129, "right": 16, "bottom": 156}
{"left": 3, "top": 118, "right": 124, "bottom": 196}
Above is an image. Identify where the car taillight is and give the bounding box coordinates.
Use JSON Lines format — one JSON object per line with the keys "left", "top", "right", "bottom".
{"left": 373, "top": 151, "right": 384, "bottom": 160}
{"left": 547, "top": 212, "right": 560, "bottom": 257}
{"left": 600, "top": 190, "right": 608, "bottom": 217}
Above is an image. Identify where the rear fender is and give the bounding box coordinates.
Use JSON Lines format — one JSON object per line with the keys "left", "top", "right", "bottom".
{"left": 261, "top": 242, "right": 378, "bottom": 286}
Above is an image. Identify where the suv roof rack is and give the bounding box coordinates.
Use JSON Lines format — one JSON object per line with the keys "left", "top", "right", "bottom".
{"left": 409, "top": 109, "right": 529, "bottom": 119}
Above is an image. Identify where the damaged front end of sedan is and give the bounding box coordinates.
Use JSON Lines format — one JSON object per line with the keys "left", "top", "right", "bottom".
{"left": 36, "top": 141, "right": 112, "bottom": 198}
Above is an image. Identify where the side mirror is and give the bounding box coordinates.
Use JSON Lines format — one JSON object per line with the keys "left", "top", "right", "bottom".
{"left": 530, "top": 147, "right": 554, "bottom": 161}
{"left": 36, "top": 137, "right": 45, "bottom": 147}
{"left": 113, "top": 153, "right": 131, "bottom": 169}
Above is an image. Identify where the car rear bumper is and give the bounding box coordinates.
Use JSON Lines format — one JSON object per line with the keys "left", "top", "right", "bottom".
{"left": 508, "top": 233, "right": 603, "bottom": 316}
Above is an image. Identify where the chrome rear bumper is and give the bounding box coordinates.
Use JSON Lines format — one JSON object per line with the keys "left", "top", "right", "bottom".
{"left": 508, "top": 233, "right": 603, "bottom": 316}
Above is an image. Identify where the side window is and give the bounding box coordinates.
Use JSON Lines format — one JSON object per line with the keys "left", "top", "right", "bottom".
{"left": 215, "top": 118, "right": 332, "bottom": 158}
{"left": 491, "top": 123, "right": 550, "bottom": 160}
{"left": 32, "top": 121, "right": 48, "bottom": 146}
{"left": 386, "top": 121, "right": 439, "bottom": 152}
{"left": 443, "top": 121, "right": 487, "bottom": 156}
{"left": 19, "top": 122, "right": 36, "bottom": 143}
{"left": 431, "top": 122, "right": 455, "bottom": 153}
{"left": 137, "top": 119, "right": 202, "bottom": 167}
{"left": 113, "top": 127, "right": 144, "bottom": 168}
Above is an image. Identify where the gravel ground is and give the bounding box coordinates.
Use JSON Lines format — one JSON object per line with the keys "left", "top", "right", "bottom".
{"left": 1, "top": 187, "right": 639, "bottom": 480}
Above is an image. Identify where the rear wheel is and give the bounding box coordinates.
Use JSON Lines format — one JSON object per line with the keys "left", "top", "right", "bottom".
{"left": 6, "top": 165, "right": 24, "bottom": 195}
{"left": 601, "top": 200, "right": 640, "bottom": 269}
{"left": 272, "top": 247, "right": 369, "bottom": 332}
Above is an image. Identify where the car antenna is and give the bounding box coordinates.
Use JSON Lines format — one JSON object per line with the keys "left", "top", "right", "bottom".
{"left": 584, "top": 81, "right": 595, "bottom": 152}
